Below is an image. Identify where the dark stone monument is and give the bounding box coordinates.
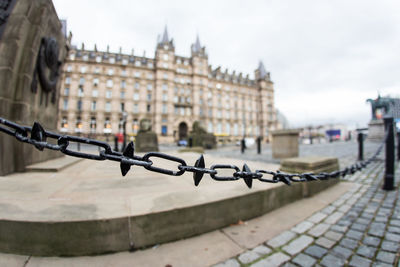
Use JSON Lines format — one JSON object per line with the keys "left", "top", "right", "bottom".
{"left": 0, "top": 0, "right": 68, "bottom": 175}
{"left": 189, "top": 121, "right": 216, "bottom": 149}
{"left": 135, "top": 118, "right": 159, "bottom": 152}
{"left": 367, "top": 95, "right": 396, "bottom": 141}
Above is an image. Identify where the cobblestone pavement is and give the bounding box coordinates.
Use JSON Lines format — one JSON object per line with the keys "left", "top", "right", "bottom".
{"left": 213, "top": 142, "right": 400, "bottom": 267}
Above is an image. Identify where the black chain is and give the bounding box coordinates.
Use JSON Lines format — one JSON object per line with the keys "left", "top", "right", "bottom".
{"left": 0, "top": 117, "right": 386, "bottom": 188}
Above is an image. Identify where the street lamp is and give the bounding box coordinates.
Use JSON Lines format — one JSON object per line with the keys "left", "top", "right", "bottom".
{"left": 122, "top": 111, "right": 127, "bottom": 151}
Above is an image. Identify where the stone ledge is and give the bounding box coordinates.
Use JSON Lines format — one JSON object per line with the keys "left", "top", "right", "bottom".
{"left": 25, "top": 156, "right": 83, "bottom": 172}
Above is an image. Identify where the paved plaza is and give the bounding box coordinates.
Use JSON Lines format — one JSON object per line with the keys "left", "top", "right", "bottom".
{"left": 0, "top": 139, "right": 399, "bottom": 266}
{"left": 214, "top": 141, "right": 400, "bottom": 267}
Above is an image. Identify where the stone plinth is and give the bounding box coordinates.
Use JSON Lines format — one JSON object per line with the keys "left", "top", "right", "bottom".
{"left": 280, "top": 156, "right": 340, "bottom": 197}
{"left": 271, "top": 129, "right": 300, "bottom": 159}
{"left": 368, "top": 119, "right": 385, "bottom": 142}
{"left": 0, "top": 0, "right": 67, "bottom": 175}
{"left": 281, "top": 156, "right": 339, "bottom": 173}
{"left": 135, "top": 132, "right": 159, "bottom": 152}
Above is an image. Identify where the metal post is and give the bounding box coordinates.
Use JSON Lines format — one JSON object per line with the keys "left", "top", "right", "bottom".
{"left": 397, "top": 132, "right": 400, "bottom": 161}
{"left": 257, "top": 137, "right": 261, "bottom": 154}
{"left": 188, "top": 137, "right": 193, "bottom": 148}
{"left": 383, "top": 117, "right": 395, "bottom": 190}
{"left": 114, "top": 135, "right": 118, "bottom": 152}
{"left": 122, "top": 121, "right": 126, "bottom": 151}
{"left": 241, "top": 138, "right": 245, "bottom": 154}
{"left": 357, "top": 132, "right": 364, "bottom": 161}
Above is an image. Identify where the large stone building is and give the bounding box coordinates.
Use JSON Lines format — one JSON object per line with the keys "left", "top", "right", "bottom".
{"left": 58, "top": 27, "right": 278, "bottom": 143}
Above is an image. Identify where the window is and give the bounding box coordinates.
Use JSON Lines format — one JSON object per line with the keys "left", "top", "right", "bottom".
{"left": 77, "top": 100, "right": 82, "bottom": 111}
{"left": 120, "top": 103, "right": 125, "bottom": 112}
{"left": 78, "top": 87, "right": 84, "bottom": 97}
{"left": 121, "top": 80, "right": 126, "bottom": 88}
{"left": 146, "top": 104, "right": 151, "bottom": 112}
{"left": 162, "top": 93, "right": 168, "bottom": 101}
{"left": 106, "top": 79, "right": 113, "bottom": 88}
{"left": 173, "top": 96, "right": 178, "bottom": 103}
{"left": 63, "top": 99, "right": 68, "bottom": 110}
{"left": 108, "top": 68, "right": 114, "bottom": 75}
{"left": 106, "top": 90, "right": 112, "bottom": 99}
{"left": 105, "top": 102, "right": 111, "bottom": 112}
{"left": 82, "top": 54, "right": 88, "bottom": 61}
{"left": 95, "top": 67, "right": 100, "bottom": 74}
{"left": 120, "top": 91, "right": 125, "bottom": 99}
{"left": 174, "top": 107, "right": 179, "bottom": 115}
{"left": 104, "top": 118, "right": 111, "bottom": 133}
{"left": 162, "top": 104, "right": 167, "bottom": 114}
{"left": 121, "top": 70, "right": 127, "bottom": 76}
{"left": 109, "top": 57, "right": 115, "bottom": 64}
{"left": 65, "top": 77, "right": 71, "bottom": 84}
{"left": 161, "top": 125, "right": 167, "bottom": 136}
{"left": 134, "top": 82, "right": 140, "bottom": 89}
{"left": 91, "top": 101, "right": 96, "bottom": 111}
{"left": 75, "top": 117, "right": 83, "bottom": 132}
{"left": 61, "top": 117, "right": 68, "bottom": 129}
{"left": 180, "top": 107, "right": 185, "bottom": 116}
{"left": 66, "top": 65, "right": 72, "bottom": 72}
{"left": 162, "top": 83, "right": 168, "bottom": 91}
{"left": 92, "top": 89, "right": 98, "bottom": 97}
{"left": 133, "top": 92, "right": 139, "bottom": 101}
{"left": 93, "top": 78, "right": 99, "bottom": 86}
{"left": 208, "top": 122, "right": 213, "bottom": 133}
{"left": 96, "top": 56, "right": 101, "bottom": 63}
{"left": 64, "top": 87, "right": 69, "bottom": 96}
{"left": 163, "top": 54, "right": 169, "bottom": 61}
{"left": 134, "top": 71, "right": 141, "bottom": 78}
{"left": 163, "top": 73, "right": 168, "bottom": 79}
{"left": 162, "top": 63, "right": 168, "bottom": 68}
{"left": 147, "top": 73, "right": 153, "bottom": 79}
{"left": 217, "top": 123, "right": 222, "bottom": 134}
{"left": 147, "top": 83, "right": 153, "bottom": 90}
{"left": 80, "top": 66, "right": 86, "bottom": 73}
{"left": 216, "top": 83, "right": 221, "bottom": 89}
{"left": 122, "top": 59, "right": 128, "bottom": 65}
{"left": 234, "top": 124, "right": 238, "bottom": 136}
{"left": 135, "top": 61, "right": 141, "bottom": 67}
{"left": 147, "top": 93, "right": 152, "bottom": 101}
{"left": 79, "top": 77, "right": 85, "bottom": 85}
{"left": 226, "top": 123, "right": 231, "bottom": 135}
{"left": 69, "top": 53, "right": 75, "bottom": 60}
{"left": 133, "top": 104, "right": 139, "bottom": 113}
{"left": 148, "top": 62, "right": 154, "bottom": 68}
{"left": 90, "top": 117, "right": 96, "bottom": 133}
{"left": 131, "top": 119, "right": 138, "bottom": 134}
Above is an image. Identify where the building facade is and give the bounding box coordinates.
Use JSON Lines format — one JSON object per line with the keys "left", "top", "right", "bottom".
{"left": 58, "top": 27, "right": 278, "bottom": 143}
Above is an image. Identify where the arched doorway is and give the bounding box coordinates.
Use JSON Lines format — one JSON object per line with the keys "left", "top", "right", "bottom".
{"left": 178, "top": 122, "right": 188, "bottom": 140}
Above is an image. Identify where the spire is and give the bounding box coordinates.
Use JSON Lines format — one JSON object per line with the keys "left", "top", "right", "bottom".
{"left": 258, "top": 61, "right": 267, "bottom": 79}
{"left": 161, "top": 25, "right": 169, "bottom": 43}
{"left": 194, "top": 34, "right": 201, "bottom": 52}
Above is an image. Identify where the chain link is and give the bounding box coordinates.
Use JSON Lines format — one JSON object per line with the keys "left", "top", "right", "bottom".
{"left": 0, "top": 117, "right": 386, "bottom": 188}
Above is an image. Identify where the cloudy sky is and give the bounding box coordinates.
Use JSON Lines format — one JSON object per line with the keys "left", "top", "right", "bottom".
{"left": 53, "top": 0, "right": 400, "bottom": 129}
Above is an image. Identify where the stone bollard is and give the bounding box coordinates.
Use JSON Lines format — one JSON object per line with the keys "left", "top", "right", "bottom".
{"left": 383, "top": 117, "right": 395, "bottom": 190}
{"left": 271, "top": 129, "right": 300, "bottom": 159}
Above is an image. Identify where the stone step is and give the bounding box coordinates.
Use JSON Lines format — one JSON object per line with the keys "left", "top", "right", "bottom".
{"left": 25, "top": 156, "right": 83, "bottom": 172}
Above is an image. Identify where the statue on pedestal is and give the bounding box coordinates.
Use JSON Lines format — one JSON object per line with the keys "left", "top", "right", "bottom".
{"left": 189, "top": 121, "right": 216, "bottom": 149}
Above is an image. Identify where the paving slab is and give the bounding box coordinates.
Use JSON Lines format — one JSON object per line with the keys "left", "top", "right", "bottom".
{"left": 24, "top": 156, "right": 82, "bottom": 172}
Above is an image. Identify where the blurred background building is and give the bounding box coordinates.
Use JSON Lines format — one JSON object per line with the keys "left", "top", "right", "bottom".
{"left": 58, "top": 26, "right": 278, "bottom": 143}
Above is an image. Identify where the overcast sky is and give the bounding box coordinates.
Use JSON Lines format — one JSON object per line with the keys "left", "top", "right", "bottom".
{"left": 53, "top": 0, "right": 400, "bottom": 129}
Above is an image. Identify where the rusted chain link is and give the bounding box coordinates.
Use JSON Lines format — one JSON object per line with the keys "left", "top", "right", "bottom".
{"left": 0, "top": 117, "right": 385, "bottom": 188}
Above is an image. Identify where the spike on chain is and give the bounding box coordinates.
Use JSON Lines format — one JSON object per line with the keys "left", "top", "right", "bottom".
{"left": 242, "top": 164, "right": 253, "bottom": 188}
{"left": 120, "top": 142, "right": 135, "bottom": 176}
{"left": 31, "top": 122, "right": 46, "bottom": 151}
{"left": 193, "top": 154, "right": 205, "bottom": 186}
